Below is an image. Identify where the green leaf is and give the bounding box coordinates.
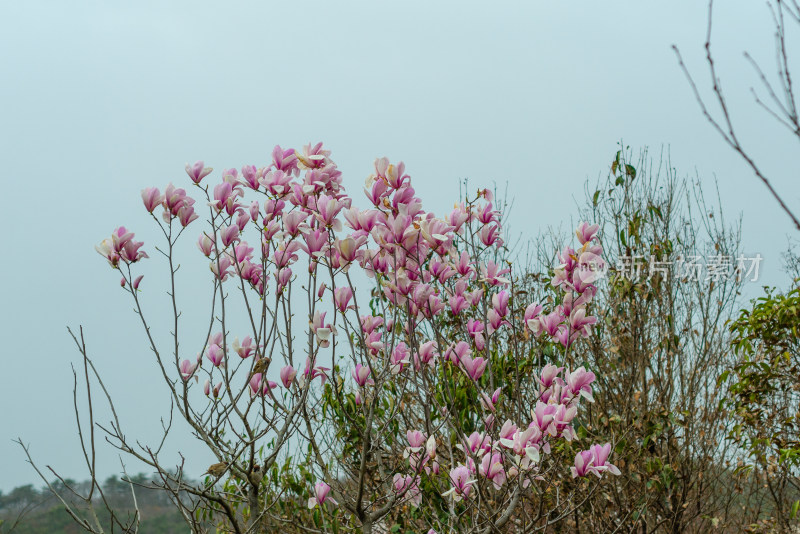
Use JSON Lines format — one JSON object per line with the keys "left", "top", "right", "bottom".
{"left": 647, "top": 204, "right": 662, "bottom": 220}
{"left": 717, "top": 370, "right": 730, "bottom": 386}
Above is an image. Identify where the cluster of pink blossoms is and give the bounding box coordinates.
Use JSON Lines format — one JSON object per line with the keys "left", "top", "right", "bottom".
{"left": 95, "top": 227, "right": 148, "bottom": 270}
{"left": 394, "top": 362, "right": 617, "bottom": 504}
{"left": 98, "top": 142, "right": 619, "bottom": 518}
{"left": 525, "top": 222, "right": 604, "bottom": 347}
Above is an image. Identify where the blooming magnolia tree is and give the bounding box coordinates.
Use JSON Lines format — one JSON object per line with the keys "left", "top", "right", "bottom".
{"left": 86, "top": 143, "right": 618, "bottom": 533}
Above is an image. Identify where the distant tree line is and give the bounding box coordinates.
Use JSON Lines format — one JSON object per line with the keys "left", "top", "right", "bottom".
{"left": 0, "top": 473, "right": 197, "bottom": 533}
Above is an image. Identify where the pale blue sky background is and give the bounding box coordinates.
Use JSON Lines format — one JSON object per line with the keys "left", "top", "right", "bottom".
{"left": 1, "top": 1, "right": 797, "bottom": 492}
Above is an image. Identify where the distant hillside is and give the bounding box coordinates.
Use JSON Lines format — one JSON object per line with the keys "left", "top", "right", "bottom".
{"left": 0, "top": 474, "right": 195, "bottom": 533}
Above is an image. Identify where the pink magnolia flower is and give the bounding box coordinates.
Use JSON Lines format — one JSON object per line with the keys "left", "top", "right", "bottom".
{"left": 372, "top": 156, "right": 390, "bottom": 179}
{"left": 260, "top": 169, "right": 293, "bottom": 196}
{"left": 429, "top": 259, "right": 456, "bottom": 283}
{"left": 448, "top": 294, "right": 469, "bottom": 316}
{"left": 418, "top": 218, "right": 453, "bottom": 248}
{"left": 499, "top": 420, "right": 518, "bottom": 441}
{"left": 491, "top": 290, "right": 510, "bottom": 317}
{"left": 360, "top": 315, "right": 384, "bottom": 334}
{"left": 220, "top": 225, "right": 239, "bottom": 248}
{"left": 417, "top": 341, "right": 437, "bottom": 365}
{"left": 477, "top": 202, "right": 498, "bottom": 225}
{"left": 240, "top": 165, "right": 259, "bottom": 190}
{"left": 445, "top": 341, "right": 471, "bottom": 366}
{"left": 554, "top": 325, "right": 575, "bottom": 348}
{"left": 263, "top": 220, "right": 280, "bottom": 242}
{"left": 334, "top": 287, "right": 353, "bottom": 313}
{"left": 314, "top": 195, "right": 345, "bottom": 230}
{"left": 480, "top": 224, "right": 503, "bottom": 247}
{"left": 234, "top": 209, "right": 249, "bottom": 231}
{"left": 232, "top": 336, "right": 254, "bottom": 359}
{"left": 532, "top": 401, "right": 558, "bottom": 436}
{"left": 455, "top": 251, "right": 474, "bottom": 277}
{"left": 484, "top": 413, "right": 496, "bottom": 429}
{"left": 442, "top": 465, "right": 476, "bottom": 502}
{"left": 365, "top": 331, "right": 384, "bottom": 356}
{"left": 459, "top": 431, "right": 491, "bottom": 457}
{"left": 272, "top": 241, "right": 301, "bottom": 269}
{"left": 566, "top": 366, "right": 596, "bottom": 402}
{"left": 571, "top": 443, "right": 620, "bottom": 478}
{"left": 297, "top": 142, "right": 330, "bottom": 170}
{"left": 302, "top": 228, "right": 329, "bottom": 259}
{"left": 283, "top": 210, "right": 309, "bottom": 236}
{"left": 197, "top": 234, "right": 214, "bottom": 257}
{"left": 571, "top": 449, "right": 594, "bottom": 478}
{"left": 352, "top": 364, "right": 374, "bottom": 387}
{"left": 467, "top": 319, "right": 486, "bottom": 351}
{"left": 588, "top": 443, "right": 621, "bottom": 476}
{"left": 480, "top": 260, "right": 510, "bottom": 286}
{"left": 426, "top": 434, "right": 437, "bottom": 460}
{"left": 538, "top": 364, "right": 564, "bottom": 389}
{"left": 212, "top": 181, "right": 242, "bottom": 216}
{"left": 393, "top": 474, "right": 422, "bottom": 507}
{"left": 569, "top": 306, "right": 597, "bottom": 338}
{"left": 307, "top": 482, "right": 337, "bottom": 508}
{"left": 274, "top": 267, "right": 292, "bottom": 292}
{"left": 479, "top": 452, "right": 507, "bottom": 489}
{"left": 249, "top": 373, "right": 278, "bottom": 397}
{"left": 337, "top": 236, "right": 365, "bottom": 263}
{"left": 407, "top": 430, "right": 426, "bottom": 452}
{"left": 311, "top": 311, "right": 335, "bottom": 348}
{"left": 141, "top": 187, "right": 163, "bottom": 213}
{"left": 576, "top": 221, "right": 600, "bottom": 245}
{"left": 390, "top": 342, "right": 411, "bottom": 374}
{"left": 280, "top": 365, "right": 296, "bottom": 388}
{"left": 524, "top": 302, "right": 543, "bottom": 320}
{"left": 96, "top": 227, "right": 149, "bottom": 268}
{"left": 299, "top": 357, "right": 329, "bottom": 387}
{"left": 163, "top": 184, "right": 196, "bottom": 223}
{"left": 179, "top": 359, "right": 197, "bottom": 380}
{"left": 263, "top": 198, "right": 285, "bottom": 223}
{"left": 499, "top": 426, "right": 537, "bottom": 456}
{"left": 460, "top": 354, "right": 488, "bottom": 381}
{"left": 533, "top": 310, "right": 564, "bottom": 337}
{"left": 384, "top": 161, "right": 409, "bottom": 189}
{"left": 176, "top": 203, "right": 198, "bottom": 227}
{"left": 552, "top": 404, "right": 578, "bottom": 441}
{"left": 185, "top": 160, "right": 213, "bottom": 184}
{"left": 479, "top": 387, "right": 502, "bottom": 412}
{"left": 210, "top": 255, "right": 232, "bottom": 281}
{"left": 444, "top": 206, "right": 468, "bottom": 235}
{"left": 365, "top": 177, "right": 389, "bottom": 207}
{"left": 270, "top": 145, "right": 298, "bottom": 175}
{"left": 486, "top": 309, "right": 505, "bottom": 335}
{"left": 206, "top": 344, "right": 224, "bottom": 367}
{"left": 232, "top": 242, "right": 254, "bottom": 263}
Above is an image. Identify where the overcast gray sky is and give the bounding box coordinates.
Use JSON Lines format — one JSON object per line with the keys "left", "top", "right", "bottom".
{"left": 1, "top": 0, "right": 797, "bottom": 492}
